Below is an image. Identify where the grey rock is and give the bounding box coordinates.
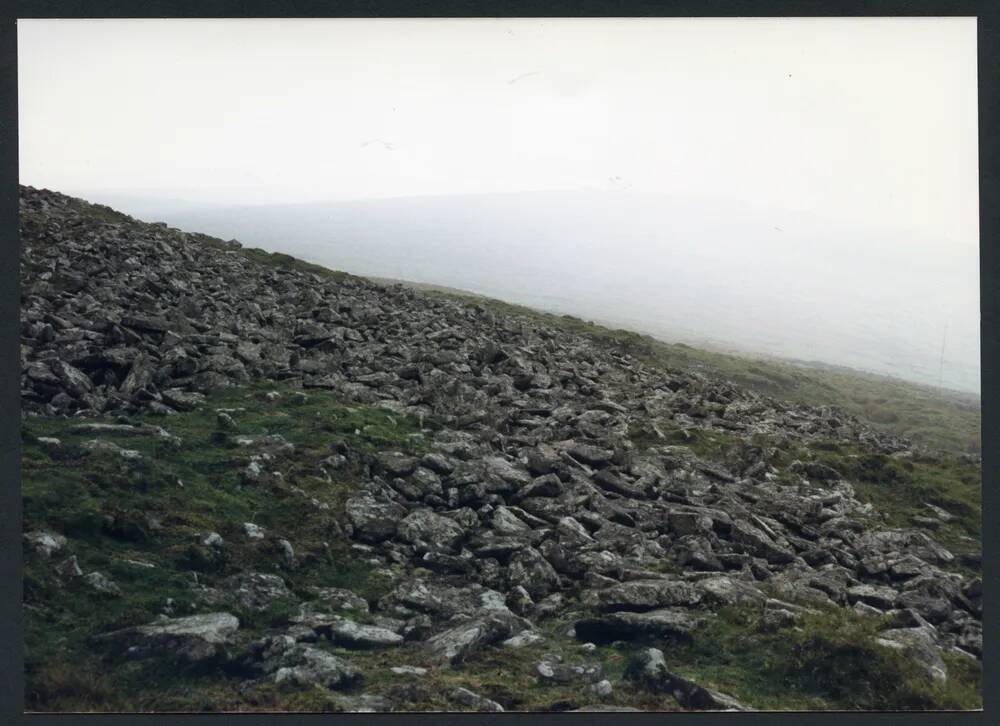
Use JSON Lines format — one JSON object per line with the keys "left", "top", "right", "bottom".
{"left": 583, "top": 578, "right": 701, "bottom": 612}
{"left": 201, "top": 532, "right": 224, "bottom": 548}
{"left": 308, "top": 587, "right": 370, "bottom": 614}
{"left": 567, "top": 443, "right": 614, "bottom": 467}
{"left": 271, "top": 644, "right": 362, "bottom": 690}
{"left": 376, "top": 452, "right": 419, "bottom": 477}
{"left": 315, "top": 615, "right": 404, "bottom": 649}
{"left": 345, "top": 495, "right": 407, "bottom": 543}
{"left": 574, "top": 608, "right": 707, "bottom": 644}
{"left": 84, "top": 571, "right": 123, "bottom": 596}
{"left": 625, "top": 647, "right": 748, "bottom": 710}
{"left": 220, "top": 572, "right": 291, "bottom": 610}
{"left": 243, "top": 522, "right": 266, "bottom": 540}
{"left": 380, "top": 579, "right": 509, "bottom": 620}
{"left": 846, "top": 584, "right": 899, "bottom": 611}
{"left": 502, "top": 630, "right": 546, "bottom": 648}
{"left": 277, "top": 538, "right": 296, "bottom": 568}
{"left": 589, "top": 679, "right": 614, "bottom": 698}
{"left": 57, "top": 555, "right": 83, "bottom": 580}
{"left": 449, "top": 687, "right": 504, "bottom": 712}
{"left": 397, "top": 509, "right": 466, "bottom": 553}
{"left": 93, "top": 612, "right": 240, "bottom": 663}
{"left": 424, "top": 610, "right": 531, "bottom": 665}
{"left": 507, "top": 546, "right": 560, "bottom": 599}
{"left": 390, "top": 665, "right": 428, "bottom": 676}
{"left": 537, "top": 659, "right": 604, "bottom": 685}
{"left": 24, "top": 530, "right": 67, "bottom": 558}
{"left": 875, "top": 627, "right": 948, "bottom": 684}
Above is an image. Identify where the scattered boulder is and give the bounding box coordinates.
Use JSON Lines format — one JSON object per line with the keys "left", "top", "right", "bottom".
{"left": 345, "top": 495, "right": 407, "bottom": 543}
{"left": 84, "top": 571, "right": 123, "bottom": 596}
{"left": 537, "top": 659, "right": 604, "bottom": 685}
{"left": 93, "top": 612, "right": 240, "bottom": 663}
{"left": 449, "top": 687, "right": 504, "bottom": 712}
{"left": 220, "top": 572, "right": 292, "bottom": 610}
{"left": 625, "top": 647, "right": 747, "bottom": 710}
{"left": 271, "top": 644, "right": 362, "bottom": 690}
{"left": 396, "top": 509, "right": 466, "bottom": 553}
{"left": 24, "top": 530, "right": 67, "bottom": 558}
{"left": 507, "top": 547, "right": 560, "bottom": 600}
{"left": 583, "top": 579, "right": 701, "bottom": 612}
{"left": 875, "top": 627, "right": 948, "bottom": 684}
{"left": 316, "top": 616, "right": 404, "bottom": 649}
{"left": 424, "top": 611, "right": 532, "bottom": 665}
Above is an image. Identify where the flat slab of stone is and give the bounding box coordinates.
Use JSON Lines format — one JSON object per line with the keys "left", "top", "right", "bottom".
{"left": 93, "top": 612, "right": 239, "bottom": 662}
{"left": 574, "top": 608, "right": 708, "bottom": 644}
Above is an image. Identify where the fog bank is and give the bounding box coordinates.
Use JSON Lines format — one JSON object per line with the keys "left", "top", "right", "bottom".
{"left": 83, "top": 189, "right": 980, "bottom": 394}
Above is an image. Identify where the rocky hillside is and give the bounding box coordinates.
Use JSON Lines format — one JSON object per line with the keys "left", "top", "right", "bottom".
{"left": 20, "top": 186, "right": 982, "bottom": 712}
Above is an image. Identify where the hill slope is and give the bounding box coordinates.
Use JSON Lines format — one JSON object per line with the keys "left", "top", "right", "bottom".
{"left": 20, "top": 187, "right": 981, "bottom": 712}
{"left": 94, "top": 189, "right": 979, "bottom": 394}
{"left": 368, "top": 277, "right": 982, "bottom": 456}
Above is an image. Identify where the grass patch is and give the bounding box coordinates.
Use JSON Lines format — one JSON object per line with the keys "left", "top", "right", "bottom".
{"left": 23, "top": 382, "right": 427, "bottom": 710}
{"left": 806, "top": 443, "right": 981, "bottom": 561}
{"left": 625, "top": 602, "right": 981, "bottom": 711}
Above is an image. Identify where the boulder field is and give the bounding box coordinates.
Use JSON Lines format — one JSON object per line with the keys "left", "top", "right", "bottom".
{"left": 20, "top": 186, "right": 981, "bottom": 711}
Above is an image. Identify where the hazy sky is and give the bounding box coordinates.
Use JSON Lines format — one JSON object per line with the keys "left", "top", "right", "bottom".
{"left": 20, "top": 18, "right": 978, "bottom": 242}
{"left": 17, "top": 18, "right": 980, "bottom": 390}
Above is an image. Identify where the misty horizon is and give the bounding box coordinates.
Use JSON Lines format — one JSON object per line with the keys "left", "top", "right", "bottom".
{"left": 18, "top": 17, "right": 980, "bottom": 394}
{"left": 48, "top": 185, "right": 981, "bottom": 396}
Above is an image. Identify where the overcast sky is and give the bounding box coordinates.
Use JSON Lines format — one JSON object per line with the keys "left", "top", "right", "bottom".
{"left": 17, "top": 18, "right": 980, "bottom": 390}
{"left": 19, "top": 18, "right": 978, "bottom": 241}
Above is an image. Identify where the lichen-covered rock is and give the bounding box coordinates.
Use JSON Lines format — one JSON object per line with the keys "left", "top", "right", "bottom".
{"left": 379, "top": 579, "right": 509, "bottom": 620}
{"left": 574, "top": 608, "right": 708, "bottom": 644}
{"left": 270, "top": 644, "right": 362, "bottom": 690}
{"left": 396, "top": 509, "right": 466, "bottom": 553}
{"left": 84, "top": 571, "right": 123, "bottom": 596}
{"left": 449, "top": 687, "right": 504, "bottom": 712}
{"left": 424, "top": 611, "right": 532, "bottom": 665}
{"left": 695, "top": 576, "right": 767, "bottom": 607}
{"left": 307, "top": 587, "right": 370, "bottom": 614}
{"left": 345, "top": 495, "right": 407, "bottom": 543}
{"left": 506, "top": 547, "right": 560, "bottom": 600}
{"left": 376, "top": 452, "right": 419, "bottom": 477}
{"left": 875, "top": 627, "right": 948, "bottom": 684}
{"left": 220, "top": 572, "right": 292, "bottom": 610}
{"left": 243, "top": 522, "right": 266, "bottom": 540}
{"left": 582, "top": 579, "right": 701, "bottom": 612}
{"left": 537, "top": 659, "right": 603, "bottom": 685}
{"left": 846, "top": 584, "right": 899, "bottom": 611}
{"left": 313, "top": 615, "right": 404, "bottom": 649}
{"left": 93, "top": 612, "right": 240, "bottom": 663}
{"left": 24, "top": 530, "right": 67, "bottom": 558}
